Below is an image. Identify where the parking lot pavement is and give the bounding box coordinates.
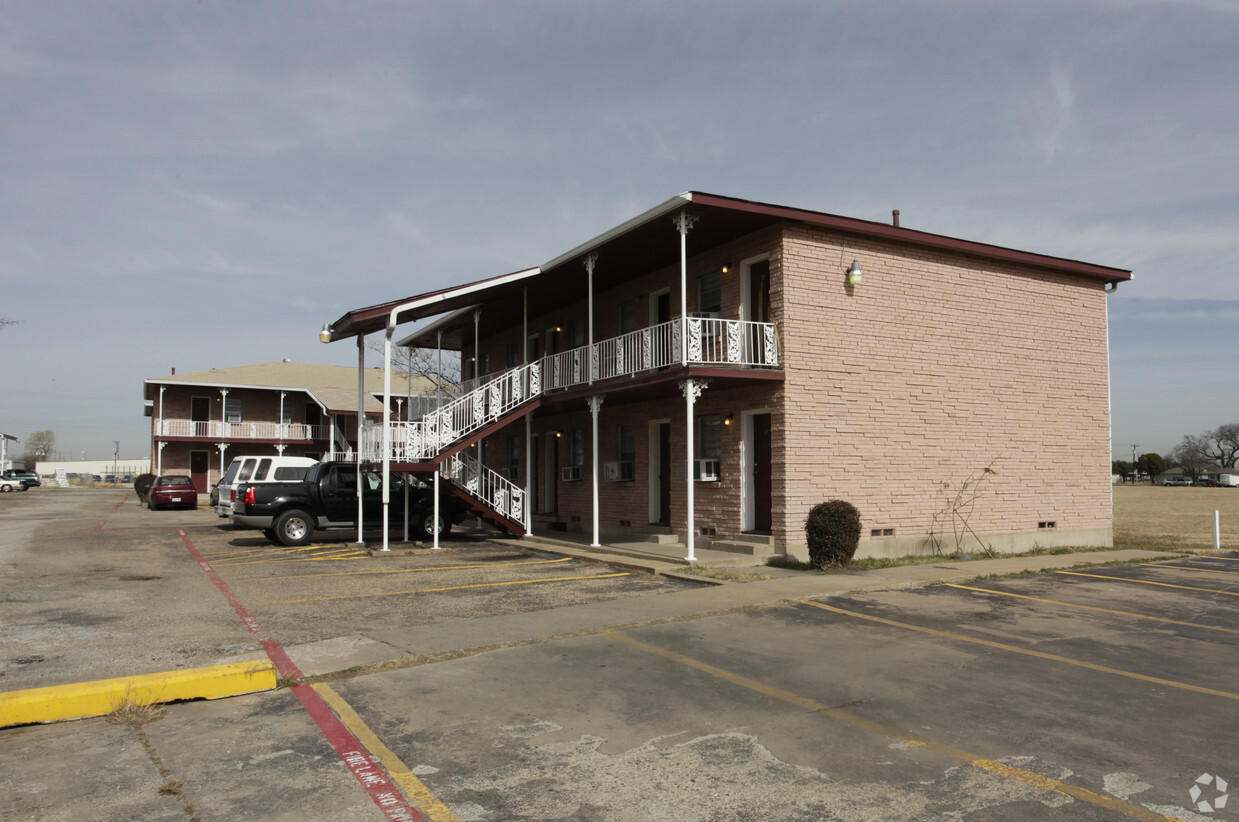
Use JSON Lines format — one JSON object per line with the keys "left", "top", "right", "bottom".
{"left": 5, "top": 490, "right": 1235, "bottom": 820}
{"left": 331, "top": 553, "right": 1239, "bottom": 821}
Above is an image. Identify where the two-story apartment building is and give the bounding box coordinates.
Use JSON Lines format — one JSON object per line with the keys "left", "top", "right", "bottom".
{"left": 320, "top": 192, "right": 1131, "bottom": 560}
{"left": 144, "top": 360, "right": 430, "bottom": 493}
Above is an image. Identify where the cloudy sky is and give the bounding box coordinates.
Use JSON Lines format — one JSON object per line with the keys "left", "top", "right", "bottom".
{"left": 1, "top": 0, "right": 1236, "bottom": 463}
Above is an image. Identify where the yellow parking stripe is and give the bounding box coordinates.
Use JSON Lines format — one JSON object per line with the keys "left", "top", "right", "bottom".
{"left": 1056, "top": 570, "right": 1239, "bottom": 596}
{"left": 606, "top": 631, "right": 1182, "bottom": 822}
{"left": 944, "top": 584, "right": 1239, "bottom": 635}
{"left": 805, "top": 600, "right": 1239, "bottom": 702}
{"left": 257, "top": 572, "right": 631, "bottom": 605}
{"left": 234, "top": 557, "right": 573, "bottom": 583}
{"left": 313, "top": 683, "right": 458, "bottom": 822}
{"left": 1142, "top": 563, "right": 1239, "bottom": 577}
{"left": 211, "top": 548, "right": 369, "bottom": 566}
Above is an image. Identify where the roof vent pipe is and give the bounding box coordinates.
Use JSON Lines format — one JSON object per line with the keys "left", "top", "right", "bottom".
{"left": 892, "top": 210, "right": 900, "bottom": 227}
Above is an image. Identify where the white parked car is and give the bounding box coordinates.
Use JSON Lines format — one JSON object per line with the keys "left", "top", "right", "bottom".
{"left": 215, "top": 456, "right": 318, "bottom": 517}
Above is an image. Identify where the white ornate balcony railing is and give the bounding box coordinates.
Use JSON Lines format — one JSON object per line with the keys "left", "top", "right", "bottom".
{"left": 444, "top": 450, "right": 527, "bottom": 529}
{"left": 363, "top": 361, "right": 542, "bottom": 463}
{"left": 369, "top": 317, "right": 779, "bottom": 464}
{"left": 155, "top": 420, "right": 331, "bottom": 441}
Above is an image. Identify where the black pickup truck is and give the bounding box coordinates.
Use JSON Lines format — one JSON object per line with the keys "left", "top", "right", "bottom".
{"left": 230, "top": 461, "right": 468, "bottom": 546}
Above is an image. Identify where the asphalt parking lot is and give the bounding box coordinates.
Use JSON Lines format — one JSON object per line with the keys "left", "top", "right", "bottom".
{"left": 3, "top": 489, "right": 1237, "bottom": 821}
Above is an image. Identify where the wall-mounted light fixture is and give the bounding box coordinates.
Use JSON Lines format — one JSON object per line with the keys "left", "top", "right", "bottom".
{"left": 319, "top": 323, "right": 332, "bottom": 343}
{"left": 724, "top": 413, "right": 734, "bottom": 426}
{"left": 556, "top": 429, "right": 563, "bottom": 438}
{"left": 721, "top": 263, "right": 731, "bottom": 274}
{"left": 847, "top": 260, "right": 863, "bottom": 286}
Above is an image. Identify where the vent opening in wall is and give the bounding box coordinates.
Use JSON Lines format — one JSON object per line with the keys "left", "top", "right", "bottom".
{"left": 1038, "top": 521, "right": 1057, "bottom": 530}
{"left": 870, "top": 528, "right": 895, "bottom": 538}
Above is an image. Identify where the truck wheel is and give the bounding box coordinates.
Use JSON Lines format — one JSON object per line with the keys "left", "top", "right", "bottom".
{"left": 418, "top": 511, "right": 451, "bottom": 540}
{"left": 274, "top": 509, "right": 314, "bottom": 547}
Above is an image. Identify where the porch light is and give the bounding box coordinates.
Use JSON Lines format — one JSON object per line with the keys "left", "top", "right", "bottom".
{"left": 724, "top": 414, "right": 734, "bottom": 426}
{"left": 721, "top": 263, "right": 730, "bottom": 274}
{"left": 847, "top": 260, "right": 863, "bottom": 286}
{"left": 319, "top": 323, "right": 332, "bottom": 343}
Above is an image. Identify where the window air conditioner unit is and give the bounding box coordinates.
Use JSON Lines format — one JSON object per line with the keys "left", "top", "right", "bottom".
{"left": 561, "top": 466, "right": 582, "bottom": 482}
{"left": 603, "top": 461, "right": 634, "bottom": 482}
{"left": 694, "top": 459, "right": 721, "bottom": 481}
{"left": 504, "top": 466, "right": 519, "bottom": 481}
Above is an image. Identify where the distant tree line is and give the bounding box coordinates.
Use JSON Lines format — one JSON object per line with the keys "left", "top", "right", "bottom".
{"left": 1113, "top": 423, "right": 1239, "bottom": 484}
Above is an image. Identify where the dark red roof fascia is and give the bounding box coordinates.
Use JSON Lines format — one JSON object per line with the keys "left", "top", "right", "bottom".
{"left": 688, "top": 192, "right": 1133, "bottom": 283}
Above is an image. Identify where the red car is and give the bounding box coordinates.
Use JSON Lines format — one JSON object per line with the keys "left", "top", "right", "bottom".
{"left": 147, "top": 475, "right": 199, "bottom": 510}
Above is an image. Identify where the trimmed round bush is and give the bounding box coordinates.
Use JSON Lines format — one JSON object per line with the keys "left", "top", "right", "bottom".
{"left": 133, "top": 474, "right": 155, "bottom": 503}
{"left": 805, "top": 500, "right": 862, "bottom": 569}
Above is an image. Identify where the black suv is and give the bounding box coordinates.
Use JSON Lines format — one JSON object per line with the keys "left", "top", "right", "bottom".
{"left": 2, "top": 469, "right": 40, "bottom": 489}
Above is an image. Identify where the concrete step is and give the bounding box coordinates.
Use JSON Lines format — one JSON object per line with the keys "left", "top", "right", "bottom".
{"left": 705, "top": 534, "right": 777, "bottom": 557}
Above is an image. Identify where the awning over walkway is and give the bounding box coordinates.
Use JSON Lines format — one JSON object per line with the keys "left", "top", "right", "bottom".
{"left": 320, "top": 190, "right": 1133, "bottom": 349}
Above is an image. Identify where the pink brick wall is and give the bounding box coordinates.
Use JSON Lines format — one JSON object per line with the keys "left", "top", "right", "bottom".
{"left": 473, "top": 219, "right": 1114, "bottom": 556}
{"left": 776, "top": 225, "right": 1113, "bottom": 554}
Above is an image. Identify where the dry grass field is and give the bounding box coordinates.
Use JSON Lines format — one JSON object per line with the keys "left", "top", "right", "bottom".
{"left": 1113, "top": 484, "right": 1239, "bottom": 551}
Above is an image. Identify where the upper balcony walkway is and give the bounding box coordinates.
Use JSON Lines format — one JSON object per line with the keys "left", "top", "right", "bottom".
{"left": 152, "top": 420, "right": 331, "bottom": 442}
{"left": 364, "top": 315, "right": 781, "bottom": 467}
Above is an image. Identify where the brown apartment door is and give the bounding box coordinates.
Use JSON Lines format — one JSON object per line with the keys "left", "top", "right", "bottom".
{"left": 190, "top": 451, "right": 209, "bottom": 494}
{"left": 750, "top": 413, "right": 772, "bottom": 533}
{"left": 657, "top": 422, "right": 671, "bottom": 525}
{"left": 191, "top": 397, "right": 211, "bottom": 437}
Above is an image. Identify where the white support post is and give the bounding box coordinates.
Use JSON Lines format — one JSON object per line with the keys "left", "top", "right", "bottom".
{"left": 380, "top": 327, "right": 393, "bottom": 552}
{"left": 432, "top": 468, "right": 441, "bottom": 550}
{"left": 680, "top": 378, "right": 707, "bottom": 562}
{"left": 588, "top": 395, "right": 604, "bottom": 547}
{"left": 525, "top": 413, "right": 533, "bottom": 537}
{"left": 1215, "top": 509, "right": 1221, "bottom": 551}
{"left": 585, "top": 253, "right": 597, "bottom": 384}
{"left": 356, "top": 334, "right": 365, "bottom": 545}
{"left": 673, "top": 210, "right": 698, "bottom": 366}
{"left": 219, "top": 389, "right": 228, "bottom": 437}
{"left": 473, "top": 309, "right": 481, "bottom": 381}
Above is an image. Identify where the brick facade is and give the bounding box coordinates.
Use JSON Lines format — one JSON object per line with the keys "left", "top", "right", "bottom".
{"left": 467, "top": 221, "right": 1114, "bottom": 558}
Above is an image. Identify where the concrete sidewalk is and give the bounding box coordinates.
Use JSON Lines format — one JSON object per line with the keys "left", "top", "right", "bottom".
{"left": 280, "top": 544, "right": 1175, "bottom": 678}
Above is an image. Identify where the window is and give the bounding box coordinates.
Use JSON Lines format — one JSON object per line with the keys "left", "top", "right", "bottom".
{"left": 695, "top": 414, "right": 722, "bottom": 481}
{"left": 571, "top": 429, "right": 585, "bottom": 469}
{"left": 507, "top": 343, "right": 520, "bottom": 368}
{"left": 253, "top": 458, "right": 272, "bottom": 481}
{"left": 698, "top": 272, "right": 722, "bottom": 316}
{"left": 281, "top": 403, "right": 294, "bottom": 425}
{"left": 224, "top": 398, "right": 243, "bottom": 423}
{"left": 569, "top": 320, "right": 586, "bottom": 348}
{"left": 618, "top": 299, "right": 638, "bottom": 334}
{"left": 618, "top": 425, "right": 635, "bottom": 464}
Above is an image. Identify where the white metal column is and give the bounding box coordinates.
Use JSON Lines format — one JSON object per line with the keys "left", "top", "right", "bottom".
{"left": 673, "top": 210, "right": 698, "bottom": 366}
{"left": 588, "top": 395, "right": 604, "bottom": 547}
{"left": 585, "top": 253, "right": 596, "bottom": 384}
{"left": 525, "top": 414, "right": 533, "bottom": 537}
{"left": 356, "top": 334, "right": 365, "bottom": 544}
{"left": 680, "top": 378, "right": 707, "bottom": 562}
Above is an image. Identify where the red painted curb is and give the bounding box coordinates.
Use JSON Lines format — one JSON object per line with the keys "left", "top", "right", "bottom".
{"left": 177, "top": 529, "right": 426, "bottom": 822}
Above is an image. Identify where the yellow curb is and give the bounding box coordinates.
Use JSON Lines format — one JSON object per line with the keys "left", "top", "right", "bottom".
{"left": 0, "top": 660, "right": 278, "bottom": 728}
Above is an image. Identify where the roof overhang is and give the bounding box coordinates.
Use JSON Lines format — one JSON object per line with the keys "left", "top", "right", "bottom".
{"left": 325, "top": 191, "right": 1134, "bottom": 350}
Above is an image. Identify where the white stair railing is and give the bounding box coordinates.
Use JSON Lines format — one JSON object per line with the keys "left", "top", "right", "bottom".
{"left": 443, "top": 450, "right": 527, "bottom": 530}
{"left": 374, "top": 318, "right": 779, "bottom": 464}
